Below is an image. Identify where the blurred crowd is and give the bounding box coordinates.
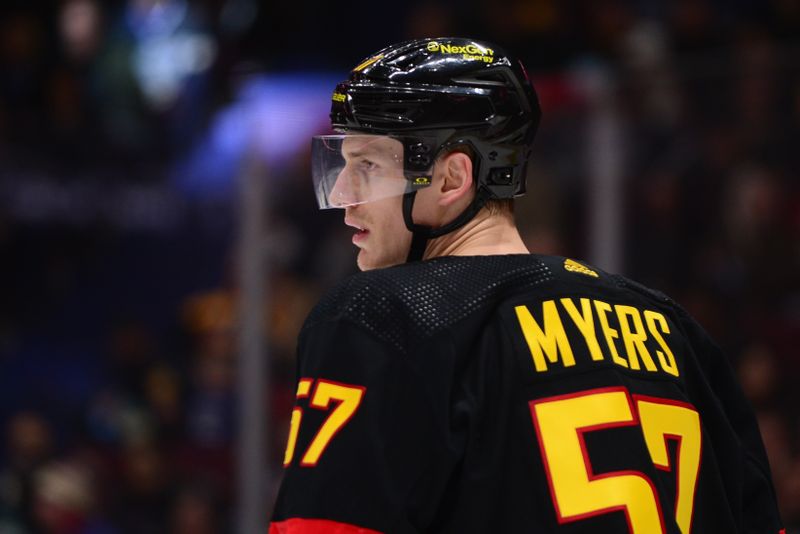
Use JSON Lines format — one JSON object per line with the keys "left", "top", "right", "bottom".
{"left": 0, "top": 0, "right": 799, "bottom": 532}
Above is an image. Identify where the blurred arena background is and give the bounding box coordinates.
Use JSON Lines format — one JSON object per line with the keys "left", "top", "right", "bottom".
{"left": 0, "top": 0, "right": 798, "bottom": 532}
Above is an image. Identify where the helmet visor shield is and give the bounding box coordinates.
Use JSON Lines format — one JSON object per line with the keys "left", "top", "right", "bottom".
{"left": 311, "top": 135, "right": 430, "bottom": 209}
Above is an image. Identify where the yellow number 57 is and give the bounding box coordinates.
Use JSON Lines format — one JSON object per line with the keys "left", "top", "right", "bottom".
{"left": 530, "top": 388, "right": 702, "bottom": 534}
{"left": 283, "top": 378, "right": 365, "bottom": 467}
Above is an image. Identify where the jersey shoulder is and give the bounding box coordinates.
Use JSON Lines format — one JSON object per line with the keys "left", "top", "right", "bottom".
{"left": 302, "top": 255, "right": 555, "bottom": 353}
{"left": 302, "top": 254, "right": 691, "bottom": 353}
{"left": 532, "top": 254, "right": 687, "bottom": 312}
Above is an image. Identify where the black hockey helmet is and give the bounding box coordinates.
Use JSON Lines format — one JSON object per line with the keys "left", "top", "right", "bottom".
{"left": 316, "top": 37, "right": 541, "bottom": 262}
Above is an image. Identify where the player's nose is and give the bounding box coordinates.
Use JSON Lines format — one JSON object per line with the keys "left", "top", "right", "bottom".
{"left": 329, "top": 167, "right": 361, "bottom": 207}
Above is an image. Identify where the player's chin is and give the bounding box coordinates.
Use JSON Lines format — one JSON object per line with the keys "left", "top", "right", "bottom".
{"left": 356, "top": 248, "right": 402, "bottom": 271}
{"left": 356, "top": 250, "right": 382, "bottom": 271}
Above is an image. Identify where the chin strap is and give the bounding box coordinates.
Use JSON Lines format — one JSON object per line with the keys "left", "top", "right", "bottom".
{"left": 402, "top": 187, "right": 493, "bottom": 263}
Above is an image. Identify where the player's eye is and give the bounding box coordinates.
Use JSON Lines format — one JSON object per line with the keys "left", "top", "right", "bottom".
{"left": 358, "top": 159, "right": 377, "bottom": 171}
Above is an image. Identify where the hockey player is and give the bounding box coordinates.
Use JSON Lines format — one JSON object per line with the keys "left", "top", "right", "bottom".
{"left": 269, "top": 38, "right": 784, "bottom": 533}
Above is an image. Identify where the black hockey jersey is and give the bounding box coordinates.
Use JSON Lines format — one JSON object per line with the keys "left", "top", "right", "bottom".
{"left": 270, "top": 255, "right": 784, "bottom": 534}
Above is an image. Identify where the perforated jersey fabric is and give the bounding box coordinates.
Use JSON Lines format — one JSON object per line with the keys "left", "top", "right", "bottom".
{"left": 303, "top": 255, "right": 554, "bottom": 353}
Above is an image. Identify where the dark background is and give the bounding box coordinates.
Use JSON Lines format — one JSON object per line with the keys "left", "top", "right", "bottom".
{"left": 0, "top": 0, "right": 798, "bottom": 532}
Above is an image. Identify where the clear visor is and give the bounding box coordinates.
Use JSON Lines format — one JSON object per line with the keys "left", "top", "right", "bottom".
{"left": 311, "top": 135, "right": 432, "bottom": 209}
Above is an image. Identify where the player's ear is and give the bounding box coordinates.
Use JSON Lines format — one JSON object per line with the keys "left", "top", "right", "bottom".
{"left": 437, "top": 151, "right": 473, "bottom": 207}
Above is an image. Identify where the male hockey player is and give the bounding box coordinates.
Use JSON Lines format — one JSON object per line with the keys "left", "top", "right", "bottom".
{"left": 270, "top": 38, "right": 784, "bottom": 533}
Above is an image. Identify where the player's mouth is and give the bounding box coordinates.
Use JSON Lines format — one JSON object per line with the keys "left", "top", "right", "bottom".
{"left": 352, "top": 227, "right": 369, "bottom": 245}
{"left": 345, "top": 218, "right": 370, "bottom": 245}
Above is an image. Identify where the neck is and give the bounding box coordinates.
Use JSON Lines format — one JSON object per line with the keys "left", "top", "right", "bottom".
{"left": 422, "top": 208, "right": 529, "bottom": 260}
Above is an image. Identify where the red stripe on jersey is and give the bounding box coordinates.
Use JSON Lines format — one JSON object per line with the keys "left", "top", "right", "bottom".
{"left": 269, "top": 518, "right": 383, "bottom": 534}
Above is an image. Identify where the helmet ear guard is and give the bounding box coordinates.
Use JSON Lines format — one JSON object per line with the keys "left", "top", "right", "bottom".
{"left": 443, "top": 137, "right": 530, "bottom": 199}
{"left": 393, "top": 135, "right": 529, "bottom": 200}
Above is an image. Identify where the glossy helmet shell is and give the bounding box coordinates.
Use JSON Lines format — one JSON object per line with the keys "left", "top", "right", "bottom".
{"left": 329, "top": 37, "right": 541, "bottom": 199}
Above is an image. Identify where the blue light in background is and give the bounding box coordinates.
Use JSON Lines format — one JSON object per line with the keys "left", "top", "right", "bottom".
{"left": 173, "top": 73, "right": 339, "bottom": 198}
{"left": 126, "top": 0, "right": 218, "bottom": 110}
